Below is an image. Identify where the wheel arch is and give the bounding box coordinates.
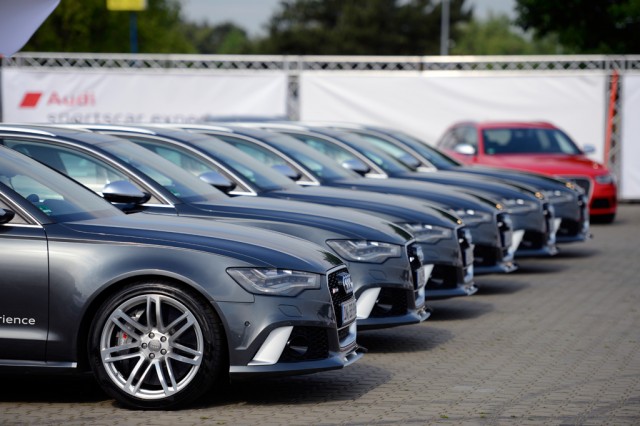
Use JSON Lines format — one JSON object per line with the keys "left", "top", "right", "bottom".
{"left": 74, "top": 273, "right": 229, "bottom": 372}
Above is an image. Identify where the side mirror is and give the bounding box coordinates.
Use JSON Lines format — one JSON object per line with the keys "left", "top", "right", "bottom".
{"left": 0, "top": 208, "right": 15, "bottom": 224}
{"left": 271, "top": 164, "right": 302, "bottom": 181}
{"left": 582, "top": 144, "right": 596, "bottom": 155}
{"left": 102, "top": 180, "right": 151, "bottom": 205}
{"left": 454, "top": 143, "right": 476, "bottom": 156}
{"left": 199, "top": 171, "right": 236, "bottom": 193}
{"left": 341, "top": 158, "right": 370, "bottom": 176}
{"left": 398, "top": 153, "right": 421, "bottom": 171}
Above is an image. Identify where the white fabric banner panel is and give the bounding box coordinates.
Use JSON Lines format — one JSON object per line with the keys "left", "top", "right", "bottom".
{"left": 300, "top": 73, "right": 608, "bottom": 162}
{"left": 2, "top": 69, "right": 287, "bottom": 123}
{"left": 0, "top": 0, "right": 60, "bottom": 56}
{"left": 620, "top": 74, "right": 640, "bottom": 200}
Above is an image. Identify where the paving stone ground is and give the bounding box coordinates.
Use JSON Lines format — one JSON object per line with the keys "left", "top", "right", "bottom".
{"left": 1, "top": 204, "right": 639, "bottom": 425}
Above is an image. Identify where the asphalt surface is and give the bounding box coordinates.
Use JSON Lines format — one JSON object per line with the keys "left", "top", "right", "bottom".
{"left": 1, "top": 204, "right": 639, "bottom": 425}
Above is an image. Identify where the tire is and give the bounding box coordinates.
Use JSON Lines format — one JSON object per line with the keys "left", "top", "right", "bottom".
{"left": 88, "top": 280, "right": 225, "bottom": 410}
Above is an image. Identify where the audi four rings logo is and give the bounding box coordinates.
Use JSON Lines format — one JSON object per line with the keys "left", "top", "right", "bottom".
{"left": 337, "top": 272, "right": 354, "bottom": 294}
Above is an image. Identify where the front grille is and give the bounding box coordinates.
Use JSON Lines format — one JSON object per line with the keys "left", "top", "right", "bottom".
{"left": 520, "top": 230, "right": 546, "bottom": 249}
{"left": 338, "top": 327, "right": 351, "bottom": 342}
{"left": 427, "top": 265, "right": 458, "bottom": 290}
{"left": 407, "top": 243, "right": 423, "bottom": 290}
{"left": 457, "top": 227, "right": 474, "bottom": 266}
{"left": 369, "top": 288, "right": 408, "bottom": 318}
{"left": 473, "top": 245, "right": 501, "bottom": 266}
{"left": 327, "top": 267, "right": 355, "bottom": 327}
{"left": 558, "top": 218, "right": 581, "bottom": 237}
{"left": 496, "top": 213, "right": 513, "bottom": 256}
{"left": 278, "top": 326, "right": 329, "bottom": 363}
{"left": 566, "top": 177, "right": 592, "bottom": 197}
{"left": 592, "top": 197, "right": 612, "bottom": 209}
{"left": 543, "top": 202, "right": 554, "bottom": 234}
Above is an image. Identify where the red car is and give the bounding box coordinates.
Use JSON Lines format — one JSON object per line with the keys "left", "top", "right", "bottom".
{"left": 437, "top": 121, "right": 617, "bottom": 223}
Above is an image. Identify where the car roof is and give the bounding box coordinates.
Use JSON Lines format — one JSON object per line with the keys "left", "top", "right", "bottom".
{"left": 453, "top": 121, "right": 557, "bottom": 130}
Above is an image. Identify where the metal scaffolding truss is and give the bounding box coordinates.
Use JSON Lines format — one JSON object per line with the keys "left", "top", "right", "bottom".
{"left": 4, "top": 53, "right": 640, "bottom": 73}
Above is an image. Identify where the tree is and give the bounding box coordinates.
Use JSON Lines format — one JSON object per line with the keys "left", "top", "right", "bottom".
{"left": 22, "top": 0, "right": 196, "bottom": 53}
{"left": 515, "top": 0, "right": 640, "bottom": 54}
{"left": 182, "top": 22, "right": 254, "bottom": 54}
{"left": 452, "top": 14, "right": 563, "bottom": 55}
{"left": 254, "top": 0, "right": 472, "bottom": 55}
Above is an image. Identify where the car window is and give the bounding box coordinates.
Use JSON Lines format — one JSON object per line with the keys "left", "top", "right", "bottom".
{"left": 0, "top": 196, "right": 28, "bottom": 224}
{"left": 2, "top": 138, "right": 162, "bottom": 204}
{"left": 0, "top": 144, "right": 119, "bottom": 222}
{"left": 482, "top": 128, "right": 581, "bottom": 155}
{"left": 131, "top": 140, "right": 253, "bottom": 195}
{"left": 287, "top": 133, "right": 359, "bottom": 164}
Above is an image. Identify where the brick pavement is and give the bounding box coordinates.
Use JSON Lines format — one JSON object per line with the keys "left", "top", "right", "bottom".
{"left": 0, "top": 204, "right": 639, "bottom": 425}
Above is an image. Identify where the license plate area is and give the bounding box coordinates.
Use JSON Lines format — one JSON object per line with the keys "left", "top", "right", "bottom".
{"left": 414, "top": 264, "right": 433, "bottom": 289}
{"left": 340, "top": 298, "right": 358, "bottom": 325}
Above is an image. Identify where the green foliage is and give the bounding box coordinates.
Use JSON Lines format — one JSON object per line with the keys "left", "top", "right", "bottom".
{"left": 452, "top": 14, "right": 563, "bottom": 55}
{"left": 23, "top": 0, "right": 196, "bottom": 53}
{"left": 182, "top": 21, "right": 254, "bottom": 54}
{"left": 253, "top": 0, "right": 472, "bottom": 55}
{"left": 515, "top": 0, "right": 640, "bottom": 53}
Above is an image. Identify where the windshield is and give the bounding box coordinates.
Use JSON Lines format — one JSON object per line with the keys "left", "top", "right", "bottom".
{"left": 359, "top": 130, "right": 462, "bottom": 168}
{"left": 100, "top": 137, "right": 224, "bottom": 203}
{"left": 198, "top": 134, "right": 300, "bottom": 191}
{"left": 220, "top": 132, "right": 359, "bottom": 182}
{"left": 269, "top": 133, "right": 362, "bottom": 181}
{"left": 340, "top": 134, "right": 410, "bottom": 175}
{"left": 0, "top": 145, "right": 119, "bottom": 222}
{"left": 482, "top": 128, "right": 582, "bottom": 155}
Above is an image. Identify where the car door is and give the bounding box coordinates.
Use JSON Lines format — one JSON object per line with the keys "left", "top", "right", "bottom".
{"left": 0, "top": 191, "right": 49, "bottom": 361}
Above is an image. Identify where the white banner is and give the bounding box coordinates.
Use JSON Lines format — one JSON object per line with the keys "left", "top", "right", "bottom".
{"left": 2, "top": 69, "right": 287, "bottom": 123}
{"left": 300, "top": 72, "right": 608, "bottom": 162}
{"left": 620, "top": 74, "right": 640, "bottom": 200}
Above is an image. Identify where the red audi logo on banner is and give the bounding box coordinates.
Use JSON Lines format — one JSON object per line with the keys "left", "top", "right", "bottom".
{"left": 19, "top": 92, "right": 43, "bottom": 108}
{"left": 19, "top": 91, "right": 96, "bottom": 108}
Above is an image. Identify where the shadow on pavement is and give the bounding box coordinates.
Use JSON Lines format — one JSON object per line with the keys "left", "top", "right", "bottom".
{"left": 199, "top": 362, "right": 392, "bottom": 407}
{"left": 474, "top": 278, "right": 530, "bottom": 295}
{"left": 0, "top": 373, "right": 108, "bottom": 404}
{"left": 357, "top": 323, "right": 454, "bottom": 353}
{"left": 427, "top": 299, "right": 494, "bottom": 321}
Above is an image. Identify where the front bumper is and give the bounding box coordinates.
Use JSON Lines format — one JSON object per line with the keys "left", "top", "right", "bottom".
{"left": 512, "top": 203, "right": 559, "bottom": 257}
{"left": 474, "top": 212, "right": 518, "bottom": 275}
{"left": 222, "top": 266, "right": 362, "bottom": 378}
{"left": 553, "top": 193, "right": 591, "bottom": 243}
{"left": 352, "top": 242, "right": 431, "bottom": 330}
{"left": 415, "top": 227, "right": 477, "bottom": 300}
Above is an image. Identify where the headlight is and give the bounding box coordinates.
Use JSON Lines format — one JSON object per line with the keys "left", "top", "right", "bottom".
{"left": 594, "top": 173, "right": 615, "bottom": 185}
{"left": 326, "top": 240, "right": 402, "bottom": 263}
{"left": 502, "top": 198, "right": 539, "bottom": 214}
{"left": 542, "top": 190, "right": 575, "bottom": 203}
{"left": 453, "top": 209, "right": 493, "bottom": 226}
{"left": 401, "top": 223, "right": 453, "bottom": 243}
{"left": 227, "top": 268, "right": 321, "bottom": 296}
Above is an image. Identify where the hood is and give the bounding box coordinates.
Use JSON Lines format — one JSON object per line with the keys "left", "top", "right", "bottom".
{"left": 480, "top": 154, "right": 609, "bottom": 177}
{"left": 394, "top": 170, "right": 540, "bottom": 201}
{"left": 189, "top": 196, "right": 412, "bottom": 243}
{"left": 330, "top": 177, "right": 499, "bottom": 214}
{"left": 456, "top": 165, "right": 578, "bottom": 194}
{"left": 267, "top": 185, "right": 461, "bottom": 228}
{"left": 52, "top": 214, "right": 342, "bottom": 272}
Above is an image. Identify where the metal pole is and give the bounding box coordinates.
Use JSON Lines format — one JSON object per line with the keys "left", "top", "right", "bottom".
{"left": 440, "top": 0, "right": 450, "bottom": 56}
{"left": 130, "top": 12, "right": 138, "bottom": 54}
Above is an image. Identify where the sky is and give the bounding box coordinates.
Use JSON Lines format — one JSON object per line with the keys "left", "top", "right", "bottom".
{"left": 179, "top": 0, "right": 517, "bottom": 36}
